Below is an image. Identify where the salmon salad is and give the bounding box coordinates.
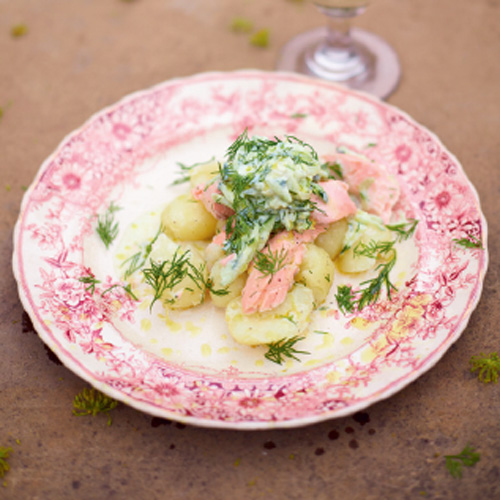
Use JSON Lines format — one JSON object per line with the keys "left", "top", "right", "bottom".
{"left": 116, "top": 131, "right": 417, "bottom": 362}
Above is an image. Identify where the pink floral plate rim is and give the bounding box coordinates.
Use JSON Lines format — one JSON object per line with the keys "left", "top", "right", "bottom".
{"left": 12, "top": 70, "right": 488, "bottom": 430}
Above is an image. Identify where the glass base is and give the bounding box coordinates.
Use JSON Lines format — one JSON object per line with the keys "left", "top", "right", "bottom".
{"left": 276, "top": 27, "right": 401, "bottom": 100}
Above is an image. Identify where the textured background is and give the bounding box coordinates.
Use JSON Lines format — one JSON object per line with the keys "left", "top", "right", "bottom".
{"left": 1, "top": 0, "right": 499, "bottom": 498}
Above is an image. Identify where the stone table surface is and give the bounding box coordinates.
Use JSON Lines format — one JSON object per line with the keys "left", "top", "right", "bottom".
{"left": 1, "top": 0, "right": 499, "bottom": 499}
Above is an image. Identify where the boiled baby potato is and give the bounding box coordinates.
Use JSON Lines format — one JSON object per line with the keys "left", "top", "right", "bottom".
{"left": 161, "top": 193, "right": 217, "bottom": 241}
{"left": 209, "top": 260, "right": 246, "bottom": 308}
{"left": 315, "top": 218, "right": 348, "bottom": 260}
{"left": 336, "top": 222, "right": 393, "bottom": 274}
{"left": 189, "top": 159, "right": 220, "bottom": 189}
{"left": 225, "top": 284, "right": 314, "bottom": 346}
{"left": 295, "top": 244, "right": 335, "bottom": 305}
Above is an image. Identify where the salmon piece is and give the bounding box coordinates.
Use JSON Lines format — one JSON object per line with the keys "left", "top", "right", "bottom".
{"left": 325, "top": 153, "right": 400, "bottom": 223}
{"left": 241, "top": 226, "right": 326, "bottom": 314}
{"left": 311, "top": 180, "right": 357, "bottom": 225}
{"left": 192, "top": 182, "right": 234, "bottom": 220}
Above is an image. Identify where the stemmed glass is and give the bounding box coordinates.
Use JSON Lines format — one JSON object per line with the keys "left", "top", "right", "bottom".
{"left": 276, "top": 0, "right": 401, "bottom": 100}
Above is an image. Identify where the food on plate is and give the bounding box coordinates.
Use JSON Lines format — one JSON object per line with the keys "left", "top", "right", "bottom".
{"left": 110, "top": 131, "right": 417, "bottom": 363}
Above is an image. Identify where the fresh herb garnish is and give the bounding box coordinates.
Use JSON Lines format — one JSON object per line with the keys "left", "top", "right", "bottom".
{"left": 79, "top": 274, "right": 100, "bottom": 295}
{"left": 72, "top": 387, "right": 119, "bottom": 426}
{"left": 122, "top": 226, "right": 162, "bottom": 279}
{"left": 0, "top": 447, "right": 13, "bottom": 479}
{"left": 444, "top": 444, "right": 480, "bottom": 478}
{"left": 322, "top": 161, "right": 343, "bottom": 180}
{"left": 254, "top": 248, "right": 289, "bottom": 277}
{"left": 95, "top": 202, "right": 120, "bottom": 249}
{"left": 11, "top": 24, "right": 28, "bottom": 38}
{"left": 78, "top": 272, "right": 138, "bottom": 301}
{"left": 230, "top": 17, "right": 254, "bottom": 33}
{"left": 264, "top": 335, "right": 309, "bottom": 365}
{"left": 250, "top": 28, "right": 269, "bottom": 48}
{"left": 172, "top": 159, "right": 215, "bottom": 186}
{"left": 386, "top": 219, "right": 419, "bottom": 242}
{"left": 453, "top": 234, "right": 483, "bottom": 249}
{"left": 291, "top": 112, "right": 308, "bottom": 119}
{"left": 470, "top": 352, "right": 500, "bottom": 383}
{"left": 335, "top": 239, "right": 398, "bottom": 313}
{"left": 142, "top": 249, "right": 228, "bottom": 310}
{"left": 335, "top": 285, "right": 356, "bottom": 314}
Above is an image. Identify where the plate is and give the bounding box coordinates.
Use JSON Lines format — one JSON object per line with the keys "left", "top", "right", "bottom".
{"left": 13, "top": 71, "right": 488, "bottom": 429}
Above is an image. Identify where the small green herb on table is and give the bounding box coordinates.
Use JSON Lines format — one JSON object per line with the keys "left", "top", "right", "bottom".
{"left": 444, "top": 443, "right": 480, "bottom": 478}
{"left": 73, "top": 387, "right": 119, "bottom": 426}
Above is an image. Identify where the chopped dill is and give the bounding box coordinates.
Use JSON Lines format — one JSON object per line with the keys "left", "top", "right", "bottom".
{"left": 0, "top": 447, "right": 13, "bottom": 479}
{"left": 72, "top": 387, "right": 118, "bottom": 426}
{"left": 470, "top": 352, "right": 500, "bottom": 383}
{"left": 291, "top": 113, "right": 308, "bottom": 119}
{"left": 335, "top": 285, "right": 356, "bottom": 314}
{"left": 444, "top": 444, "right": 480, "bottom": 478}
{"left": 172, "top": 159, "right": 215, "bottom": 186}
{"left": 385, "top": 218, "right": 419, "bottom": 242}
{"left": 250, "top": 28, "right": 269, "bottom": 48}
{"left": 322, "top": 161, "right": 343, "bottom": 180}
{"left": 11, "top": 24, "right": 28, "bottom": 38}
{"left": 254, "top": 247, "right": 289, "bottom": 277}
{"left": 314, "top": 330, "right": 329, "bottom": 335}
{"left": 230, "top": 17, "right": 254, "bottom": 33}
{"left": 78, "top": 272, "right": 138, "bottom": 300}
{"left": 279, "top": 313, "right": 297, "bottom": 325}
{"left": 142, "top": 248, "right": 228, "bottom": 310}
{"left": 79, "top": 274, "right": 100, "bottom": 295}
{"left": 96, "top": 201, "right": 120, "bottom": 249}
{"left": 453, "top": 234, "right": 483, "bottom": 249}
{"left": 122, "top": 226, "right": 162, "bottom": 279}
{"left": 335, "top": 240, "right": 398, "bottom": 313}
{"left": 264, "top": 335, "right": 309, "bottom": 365}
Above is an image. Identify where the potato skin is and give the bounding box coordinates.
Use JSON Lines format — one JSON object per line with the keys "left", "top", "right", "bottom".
{"left": 315, "top": 218, "right": 348, "bottom": 260}
{"left": 225, "top": 284, "right": 314, "bottom": 346}
{"left": 161, "top": 194, "right": 217, "bottom": 241}
{"left": 189, "top": 159, "right": 220, "bottom": 189}
{"left": 336, "top": 224, "right": 393, "bottom": 274}
{"left": 295, "top": 244, "right": 335, "bottom": 305}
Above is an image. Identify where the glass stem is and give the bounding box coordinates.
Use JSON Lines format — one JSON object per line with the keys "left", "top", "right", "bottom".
{"left": 321, "top": 7, "right": 364, "bottom": 56}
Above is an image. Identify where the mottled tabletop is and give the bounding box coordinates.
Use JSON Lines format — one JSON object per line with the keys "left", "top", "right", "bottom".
{"left": 1, "top": 1, "right": 499, "bottom": 499}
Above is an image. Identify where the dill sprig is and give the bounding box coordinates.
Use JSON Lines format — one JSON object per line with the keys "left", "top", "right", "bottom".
{"left": 444, "top": 443, "right": 480, "bottom": 478}
{"left": 172, "top": 158, "right": 215, "bottom": 186}
{"left": 0, "top": 447, "right": 13, "bottom": 478}
{"left": 322, "top": 161, "right": 343, "bottom": 180}
{"left": 264, "top": 335, "right": 310, "bottom": 365}
{"left": 96, "top": 201, "right": 121, "bottom": 249}
{"left": 78, "top": 272, "right": 138, "bottom": 301}
{"left": 386, "top": 218, "right": 419, "bottom": 242}
{"left": 470, "top": 352, "right": 500, "bottom": 383}
{"left": 142, "top": 249, "right": 192, "bottom": 309}
{"left": 142, "top": 249, "right": 228, "bottom": 310}
{"left": 254, "top": 248, "right": 289, "bottom": 277}
{"left": 453, "top": 234, "right": 483, "bottom": 249}
{"left": 335, "top": 285, "right": 356, "bottom": 314}
{"left": 79, "top": 274, "right": 100, "bottom": 295}
{"left": 121, "top": 226, "right": 162, "bottom": 279}
{"left": 335, "top": 240, "right": 398, "bottom": 313}
{"left": 72, "top": 387, "right": 119, "bottom": 426}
